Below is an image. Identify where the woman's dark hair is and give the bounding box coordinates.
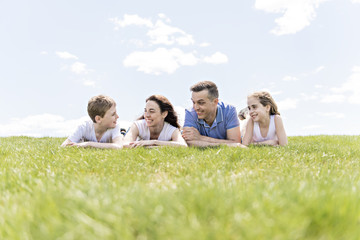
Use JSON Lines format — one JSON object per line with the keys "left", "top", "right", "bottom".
{"left": 138, "top": 95, "right": 180, "bottom": 129}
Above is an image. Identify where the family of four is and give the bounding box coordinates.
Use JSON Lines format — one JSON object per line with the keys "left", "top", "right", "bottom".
{"left": 61, "top": 81, "right": 287, "bottom": 149}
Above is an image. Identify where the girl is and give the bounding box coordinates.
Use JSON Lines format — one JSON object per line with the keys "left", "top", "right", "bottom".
{"left": 242, "top": 91, "right": 287, "bottom": 146}
{"left": 123, "top": 95, "right": 187, "bottom": 148}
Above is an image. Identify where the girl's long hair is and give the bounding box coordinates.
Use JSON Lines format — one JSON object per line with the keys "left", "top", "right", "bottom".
{"left": 249, "top": 91, "right": 280, "bottom": 115}
{"left": 139, "top": 95, "right": 181, "bottom": 129}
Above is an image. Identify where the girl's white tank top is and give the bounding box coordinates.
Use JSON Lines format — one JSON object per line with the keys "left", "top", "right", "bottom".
{"left": 253, "top": 115, "right": 278, "bottom": 142}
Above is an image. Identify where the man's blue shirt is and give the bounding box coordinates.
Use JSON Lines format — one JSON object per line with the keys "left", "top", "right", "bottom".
{"left": 183, "top": 101, "right": 239, "bottom": 139}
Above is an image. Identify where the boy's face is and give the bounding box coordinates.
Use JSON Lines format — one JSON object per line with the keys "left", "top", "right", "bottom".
{"left": 97, "top": 105, "right": 119, "bottom": 129}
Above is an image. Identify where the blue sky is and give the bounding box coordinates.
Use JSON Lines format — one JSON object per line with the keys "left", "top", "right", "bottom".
{"left": 1, "top": 0, "right": 360, "bottom": 137}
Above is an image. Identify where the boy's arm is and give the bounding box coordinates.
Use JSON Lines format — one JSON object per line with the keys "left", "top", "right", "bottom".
{"left": 74, "top": 136, "right": 123, "bottom": 149}
{"left": 61, "top": 139, "right": 74, "bottom": 147}
{"left": 61, "top": 123, "right": 85, "bottom": 147}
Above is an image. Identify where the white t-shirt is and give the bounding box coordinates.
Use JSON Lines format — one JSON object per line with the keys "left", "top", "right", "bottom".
{"left": 252, "top": 115, "right": 278, "bottom": 143}
{"left": 68, "top": 120, "right": 122, "bottom": 143}
{"left": 134, "top": 119, "right": 177, "bottom": 141}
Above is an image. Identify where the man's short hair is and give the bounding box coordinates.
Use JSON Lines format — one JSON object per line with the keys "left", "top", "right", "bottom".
{"left": 87, "top": 95, "right": 116, "bottom": 123}
{"left": 190, "top": 81, "right": 219, "bottom": 100}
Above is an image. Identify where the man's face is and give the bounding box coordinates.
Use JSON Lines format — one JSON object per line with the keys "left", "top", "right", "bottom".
{"left": 191, "top": 90, "right": 218, "bottom": 123}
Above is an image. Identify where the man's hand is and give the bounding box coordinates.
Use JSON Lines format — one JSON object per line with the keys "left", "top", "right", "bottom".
{"left": 182, "top": 127, "right": 202, "bottom": 141}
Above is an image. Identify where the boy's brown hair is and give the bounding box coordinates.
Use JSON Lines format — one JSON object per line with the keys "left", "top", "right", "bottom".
{"left": 87, "top": 95, "right": 116, "bottom": 123}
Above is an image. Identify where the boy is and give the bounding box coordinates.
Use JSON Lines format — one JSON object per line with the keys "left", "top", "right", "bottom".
{"left": 61, "top": 95, "right": 123, "bottom": 149}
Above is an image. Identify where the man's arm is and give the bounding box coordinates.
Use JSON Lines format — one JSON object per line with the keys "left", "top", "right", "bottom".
{"left": 182, "top": 127, "right": 242, "bottom": 147}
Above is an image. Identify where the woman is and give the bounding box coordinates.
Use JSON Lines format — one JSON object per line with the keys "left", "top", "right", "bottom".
{"left": 124, "top": 95, "right": 187, "bottom": 148}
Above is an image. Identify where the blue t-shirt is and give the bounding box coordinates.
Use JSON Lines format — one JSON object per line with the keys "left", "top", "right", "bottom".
{"left": 183, "top": 101, "right": 239, "bottom": 139}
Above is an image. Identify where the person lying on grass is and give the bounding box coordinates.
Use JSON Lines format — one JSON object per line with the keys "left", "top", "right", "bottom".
{"left": 242, "top": 91, "right": 287, "bottom": 146}
{"left": 182, "top": 81, "right": 246, "bottom": 148}
{"left": 123, "top": 95, "right": 187, "bottom": 148}
{"left": 61, "top": 95, "right": 123, "bottom": 149}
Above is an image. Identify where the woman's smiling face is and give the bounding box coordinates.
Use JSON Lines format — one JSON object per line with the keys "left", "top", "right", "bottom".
{"left": 144, "top": 100, "right": 167, "bottom": 127}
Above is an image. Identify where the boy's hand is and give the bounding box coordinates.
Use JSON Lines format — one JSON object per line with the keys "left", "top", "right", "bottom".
{"left": 74, "top": 142, "right": 91, "bottom": 148}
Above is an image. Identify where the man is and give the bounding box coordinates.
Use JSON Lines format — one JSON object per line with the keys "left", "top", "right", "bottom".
{"left": 182, "top": 81, "right": 244, "bottom": 147}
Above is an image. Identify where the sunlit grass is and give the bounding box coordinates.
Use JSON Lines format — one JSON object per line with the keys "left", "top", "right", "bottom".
{"left": 1, "top": 136, "right": 360, "bottom": 239}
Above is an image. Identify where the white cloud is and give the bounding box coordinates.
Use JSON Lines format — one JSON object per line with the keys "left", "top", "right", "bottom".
{"left": 56, "top": 51, "right": 79, "bottom": 60}
{"left": 203, "top": 52, "right": 229, "bottom": 64}
{"left": 110, "top": 14, "right": 194, "bottom": 46}
{"left": 277, "top": 98, "right": 298, "bottom": 111}
{"left": 0, "top": 114, "right": 133, "bottom": 137}
{"left": 351, "top": 0, "right": 360, "bottom": 3}
{"left": 300, "top": 92, "right": 319, "bottom": 101}
{"left": 147, "top": 20, "right": 195, "bottom": 46}
{"left": 283, "top": 75, "right": 298, "bottom": 81}
{"left": 123, "top": 48, "right": 199, "bottom": 75}
{"left": 316, "top": 112, "right": 345, "bottom": 119}
{"left": 158, "top": 13, "right": 171, "bottom": 23}
{"left": 0, "top": 114, "right": 89, "bottom": 137}
{"left": 255, "top": 0, "right": 328, "bottom": 35}
{"left": 320, "top": 94, "right": 346, "bottom": 103}
{"left": 71, "top": 62, "right": 91, "bottom": 75}
{"left": 199, "top": 42, "right": 211, "bottom": 47}
{"left": 109, "top": 14, "right": 153, "bottom": 30}
{"left": 40, "top": 51, "right": 48, "bottom": 55}
{"left": 330, "top": 66, "right": 360, "bottom": 104}
{"left": 112, "top": 14, "right": 228, "bottom": 73}
{"left": 314, "top": 65, "right": 325, "bottom": 73}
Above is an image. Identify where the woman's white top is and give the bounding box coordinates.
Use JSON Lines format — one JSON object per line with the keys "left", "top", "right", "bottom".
{"left": 252, "top": 115, "right": 278, "bottom": 142}
{"left": 134, "top": 119, "right": 177, "bottom": 141}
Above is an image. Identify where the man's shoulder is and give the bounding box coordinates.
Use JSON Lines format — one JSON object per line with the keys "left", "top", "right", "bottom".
{"left": 184, "top": 108, "right": 198, "bottom": 119}
{"left": 218, "top": 101, "right": 237, "bottom": 115}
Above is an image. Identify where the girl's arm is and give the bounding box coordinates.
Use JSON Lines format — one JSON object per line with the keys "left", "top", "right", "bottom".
{"left": 274, "top": 115, "right": 288, "bottom": 146}
{"left": 242, "top": 119, "right": 254, "bottom": 146}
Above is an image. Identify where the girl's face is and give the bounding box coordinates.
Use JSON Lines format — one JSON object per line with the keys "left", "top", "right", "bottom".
{"left": 247, "top": 96, "right": 270, "bottom": 122}
{"left": 143, "top": 100, "right": 167, "bottom": 127}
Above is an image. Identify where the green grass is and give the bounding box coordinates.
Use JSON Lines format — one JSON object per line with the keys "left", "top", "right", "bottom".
{"left": 1, "top": 136, "right": 360, "bottom": 239}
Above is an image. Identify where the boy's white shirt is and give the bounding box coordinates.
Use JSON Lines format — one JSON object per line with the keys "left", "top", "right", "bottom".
{"left": 68, "top": 120, "right": 121, "bottom": 143}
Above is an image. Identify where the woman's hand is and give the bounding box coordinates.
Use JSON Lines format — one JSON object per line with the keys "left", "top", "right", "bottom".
{"left": 128, "top": 140, "right": 158, "bottom": 148}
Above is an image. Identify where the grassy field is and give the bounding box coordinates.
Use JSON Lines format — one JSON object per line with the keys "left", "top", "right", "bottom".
{"left": 1, "top": 136, "right": 360, "bottom": 239}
